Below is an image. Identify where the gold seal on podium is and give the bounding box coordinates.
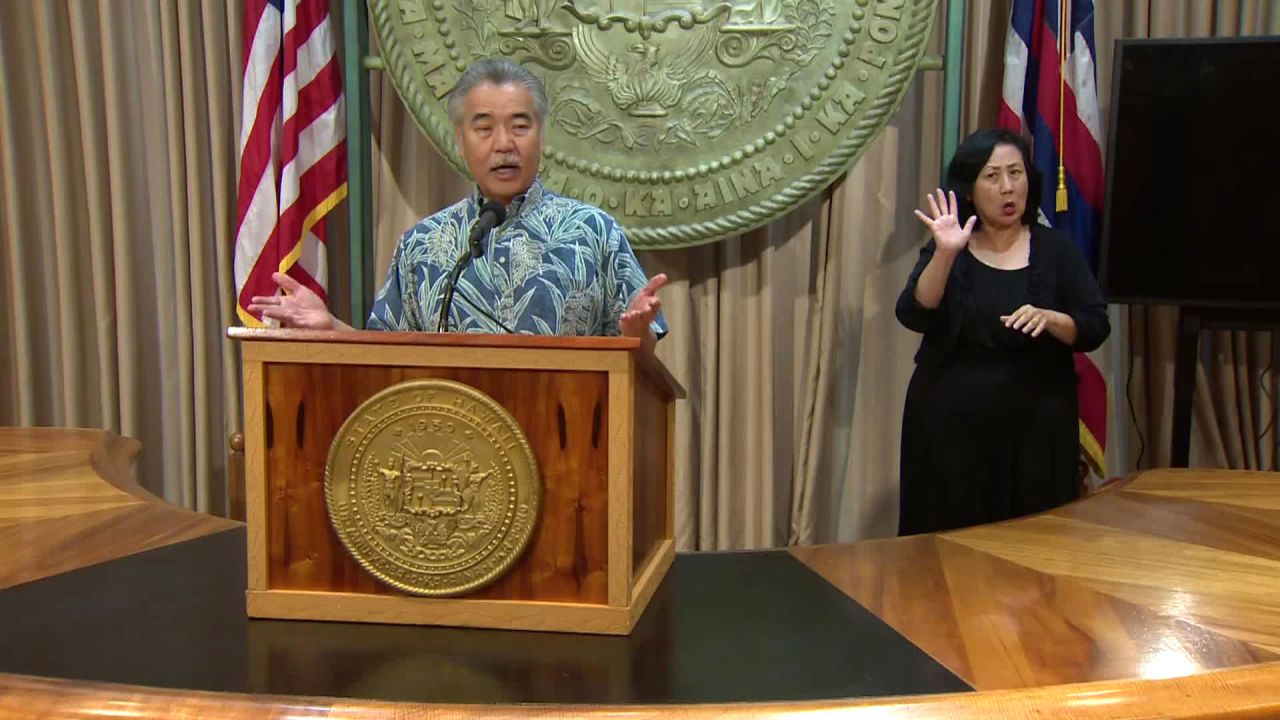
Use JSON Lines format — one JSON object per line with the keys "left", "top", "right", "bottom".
{"left": 325, "top": 379, "right": 541, "bottom": 597}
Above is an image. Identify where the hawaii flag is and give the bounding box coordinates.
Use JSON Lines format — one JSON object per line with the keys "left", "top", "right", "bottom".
{"left": 234, "top": 0, "right": 347, "bottom": 326}
{"left": 998, "top": 0, "right": 1109, "bottom": 489}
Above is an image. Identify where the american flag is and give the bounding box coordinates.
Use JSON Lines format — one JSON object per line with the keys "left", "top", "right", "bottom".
{"left": 998, "top": 0, "right": 1109, "bottom": 488}
{"left": 234, "top": 0, "right": 347, "bottom": 326}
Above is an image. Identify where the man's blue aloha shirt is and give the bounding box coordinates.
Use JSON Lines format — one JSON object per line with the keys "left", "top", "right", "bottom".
{"left": 367, "top": 178, "right": 668, "bottom": 338}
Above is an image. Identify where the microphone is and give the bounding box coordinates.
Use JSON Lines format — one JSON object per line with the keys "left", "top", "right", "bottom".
{"left": 437, "top": 201, "right": 508, "bottom": 332}
{"left": 469, "top": 201, "right": 506, "bottom": 259}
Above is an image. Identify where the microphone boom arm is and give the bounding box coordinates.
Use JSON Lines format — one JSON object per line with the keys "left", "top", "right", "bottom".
{"left": 435, "top": 201, "right": 508, "bottom": 333}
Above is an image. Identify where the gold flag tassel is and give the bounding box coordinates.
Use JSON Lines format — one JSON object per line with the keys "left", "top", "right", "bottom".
{"left": 1056, "top": 0, "right": 1069, "bottom": 212}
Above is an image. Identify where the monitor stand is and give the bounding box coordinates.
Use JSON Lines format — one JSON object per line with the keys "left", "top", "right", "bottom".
{"left": 1171, "top": 306, "right": 1280, "bottom": 467}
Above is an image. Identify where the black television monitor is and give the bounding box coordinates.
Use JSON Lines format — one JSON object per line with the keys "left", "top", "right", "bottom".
{"left": 1100, "top": 36, "right": 1280, "bottom": 309}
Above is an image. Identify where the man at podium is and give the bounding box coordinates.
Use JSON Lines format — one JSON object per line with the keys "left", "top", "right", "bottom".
{"left": 248, "top": 57, "right": 668, "bottom": 352}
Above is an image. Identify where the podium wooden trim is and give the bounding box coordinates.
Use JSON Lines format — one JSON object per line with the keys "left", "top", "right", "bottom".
{"left": 229, "top": 327, "right": 683, "bottom": 635}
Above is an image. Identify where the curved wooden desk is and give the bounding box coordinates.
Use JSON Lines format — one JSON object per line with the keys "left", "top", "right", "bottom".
{"left": 2, "top": 427, "right": 1280, "bottom": 718}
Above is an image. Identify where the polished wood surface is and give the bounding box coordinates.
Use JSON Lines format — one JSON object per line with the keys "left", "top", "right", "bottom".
{"left": 791, "top": 469, "right": 1280, "bottom": 691}
{"left": 0, "top": 428, "right": 236, "bottom": 590}
{"left": 3, "top": 662, "right": 1280, "bottom": 719}
{"left": 7, "top": 428, "right": 1280, "bottom": 717}
{"left": 632, "top": 371, "right": 671, "bottom": 576}
{"left": 229, "top": 326, "right": 643, "bottom": 351}
{"left": 261, "top": 364, "right": 611, "bottom": 604}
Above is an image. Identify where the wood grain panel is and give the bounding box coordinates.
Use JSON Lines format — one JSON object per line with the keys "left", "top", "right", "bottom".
{"left": 606, "top": 368, "right": 633, "bottom": 608}
{"left": 946, "top": 515, "right": 1280, "bottom": 606}
{"left": 940, "top": 537, "right": 1273, "bottom": 686}
{"left": 795, "top": 468, "right": 1280, "bottom": 695}
{"left": 244, "top": 359, "right": 268, "bottom": 590}
{"left": 796, "top": 534, "right": 1280, "bottom": 691}
{"left": 792, "top": 537, "right": 973, "bottom": 682}
{"left": 243, "top": 341, "right": 629, "bottom": 373}
{"left": 1071, "top": 577, "right": 1280, "bottom": 657}
{"left": 0, "top": 503, "right": 236, "bottom": 590}
{"left": 0, "top": 429, "right": 237, "bottom": 590}
{"left": 631, "top": 375, "right": 670, "bottom": 576}
{"left": 262, "top": 364, "right": 610, "bottom": 604}
{"left": 628, "top": 539, "right": 674, "bottom": 626}
{"left": 8, "top": 663, "right": 1280, "bottom": 719}
{"left": 230, "top": 326, "right": 641, "bottom": 351}
{"left": 0, "top": 428, "right": 107, "bottom": 454}
{"left": 1057, "top": 488, "right": 1280, "bottom": 560}
{"left": 247, "top": 589, "right": 630, "bottom": 634}
{"left": 1120, "top": 469, "right": 1280, "bottom": 510}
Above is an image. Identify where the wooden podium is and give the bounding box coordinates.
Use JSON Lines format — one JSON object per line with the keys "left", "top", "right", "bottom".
{"left": 229, "top": 328, "right": 682, "bottom": 635}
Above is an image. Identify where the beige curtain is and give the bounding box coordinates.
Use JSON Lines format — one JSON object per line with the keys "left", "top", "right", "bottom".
{"left": 2, "top": 0, "right": 1276, "bottom": 537}
{"left": 0, "top": 1, "right": 243, "bottom": 511}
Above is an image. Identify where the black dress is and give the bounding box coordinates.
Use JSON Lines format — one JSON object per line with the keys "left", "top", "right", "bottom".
{"left": 894, "top": 227, "right": 1110, "bottom": 536}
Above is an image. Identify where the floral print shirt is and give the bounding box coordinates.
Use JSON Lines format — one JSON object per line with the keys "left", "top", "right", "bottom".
{"left": 368, "top": 178, "right": 667, "bottom": 337}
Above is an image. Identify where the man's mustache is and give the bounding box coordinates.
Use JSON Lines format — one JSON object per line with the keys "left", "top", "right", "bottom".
{"left": 492, "top": 152, "right": 520, "bottom": 168}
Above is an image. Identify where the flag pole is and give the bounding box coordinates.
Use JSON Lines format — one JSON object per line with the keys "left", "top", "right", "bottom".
{"left": 343, "top": 0, "right": 375, "bottom": 329}
{"left": 1055, "top": 0, "right": 1069, "bottom": 212}
{"left": 941, "top": 0, "right": 966, "bottom": 180}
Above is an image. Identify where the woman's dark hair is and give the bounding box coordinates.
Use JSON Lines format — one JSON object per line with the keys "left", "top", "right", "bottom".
{"left": 944, "top": 128, "right": 1041, "bottom": 228}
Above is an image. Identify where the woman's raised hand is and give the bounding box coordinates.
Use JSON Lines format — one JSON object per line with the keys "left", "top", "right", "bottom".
{"left": 913, "top": 189, "right": 976, "bottom": 254}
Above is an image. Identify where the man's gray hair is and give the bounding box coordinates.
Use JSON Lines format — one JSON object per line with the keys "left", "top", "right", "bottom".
{"left": 446, "top": 57, "right": 549, "bottom": 128}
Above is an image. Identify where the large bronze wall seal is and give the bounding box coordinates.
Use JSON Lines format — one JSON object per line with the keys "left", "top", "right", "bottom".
{"left": 370, "top": 0, "right": 937, "bottom": 248}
